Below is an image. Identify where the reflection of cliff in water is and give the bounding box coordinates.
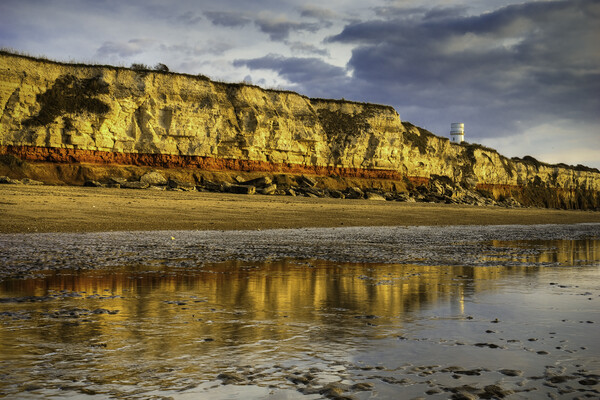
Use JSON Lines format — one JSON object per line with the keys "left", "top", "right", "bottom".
{"left": 482, "top": 238, "right": 600, "bottom": 267}
{"left": 1, "top": 239, "right": 595, "bottom": 351}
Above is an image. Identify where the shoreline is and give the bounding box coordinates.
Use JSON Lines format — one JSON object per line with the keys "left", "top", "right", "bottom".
{"left": 1, "top": 185, "right": 599, "bottom": 234}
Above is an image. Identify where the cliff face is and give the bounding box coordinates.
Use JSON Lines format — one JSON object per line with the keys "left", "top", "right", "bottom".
{"left": 1, "top": 52, "right": 599, "bottom": 209}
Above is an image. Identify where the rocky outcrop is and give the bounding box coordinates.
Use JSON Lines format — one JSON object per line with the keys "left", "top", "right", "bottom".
{"left": 1, "top": 51, "right": 599, "bottom": 209}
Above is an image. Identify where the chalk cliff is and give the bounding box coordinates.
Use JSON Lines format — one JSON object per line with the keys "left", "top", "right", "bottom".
{"left": 1, "top": 51, "right": 599, "bottom": 209}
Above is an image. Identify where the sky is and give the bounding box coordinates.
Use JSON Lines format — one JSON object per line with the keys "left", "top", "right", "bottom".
{"left": 1, "top": 0, "right": 599, "bottom": 169}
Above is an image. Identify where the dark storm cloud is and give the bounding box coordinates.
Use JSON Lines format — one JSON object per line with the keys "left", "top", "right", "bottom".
{"left": 254, "top": 17, "right": 322, "bottom": 41}
{"left": 373, "top": 5, "right": 468, "bottom": 21}
{"left": 204, "top": 11, "right": 251, "bottom": 27}
{"left": 203, "top": 9, "right": 327, "bottom": 41}
{"left": 287, "top": 41, "right": 329, "bottom": 56}
{"left": 233, "top": 55, "right": 349, "bottom": 97}
{"left": 325, "top": 0, "right": 600, "bottom": 138}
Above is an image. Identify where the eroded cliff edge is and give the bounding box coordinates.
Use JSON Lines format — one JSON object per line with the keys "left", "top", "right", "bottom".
{"left": 1, "top": 51, "right": 599, "bottom": 209}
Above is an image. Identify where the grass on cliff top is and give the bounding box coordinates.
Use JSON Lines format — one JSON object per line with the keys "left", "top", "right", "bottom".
{"left": 309, "top": 97, "right": 397, "bottom": 113}
{"left": 511, "top": 155, "right": 599, "bottom": 173}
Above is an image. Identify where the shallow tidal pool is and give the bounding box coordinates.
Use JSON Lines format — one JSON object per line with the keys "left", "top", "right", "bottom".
{"left": 1, "top": 224, "right": 599, "bottom": 399}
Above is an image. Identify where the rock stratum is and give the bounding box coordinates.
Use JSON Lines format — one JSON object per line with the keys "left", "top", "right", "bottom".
{"left": 1, "top": 51, "right": 599, "bottom": 209}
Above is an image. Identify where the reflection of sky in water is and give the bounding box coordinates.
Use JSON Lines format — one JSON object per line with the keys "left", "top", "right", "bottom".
{"left": 0, "top": 224, "right": 599, "bottom": 399}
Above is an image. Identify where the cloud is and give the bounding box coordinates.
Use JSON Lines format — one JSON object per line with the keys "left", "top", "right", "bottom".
{"left": 287, "top": 41, "right": 330, "bottom": 56}
{"left": 204, "top": 11, "right": 251, "bottom": 27}
{"left": 176, "top": 12, "right": 203, "bottom": 25}
{"left": 482, "top": 120, "right": 600, "bottom": 169}
{"left": 372, "top": 4, "right": 468, "bottom": 21}
{"left": 254, "top": 14, "right": 322, "bottom": 41}
{"left": 233, "top": 54, "right": 349, "bottom": 97}
{"left": 299, "top": 5, "right": 336, "bottom": 21}
{"left": 203, "top": 9, "right": 328, "bottom": 41}
{"left": 95, "top": 38, "right": 156, "bottom": 58}
{"left": 161, "top": 41, "right": 233, "bottom": 57}
{"left": 326, "top": 0, "right": 600, "bottom": 142}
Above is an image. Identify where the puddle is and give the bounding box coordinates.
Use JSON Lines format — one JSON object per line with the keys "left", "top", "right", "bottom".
{"left": 0, "top": 224, "right": 599, "bottom": 398}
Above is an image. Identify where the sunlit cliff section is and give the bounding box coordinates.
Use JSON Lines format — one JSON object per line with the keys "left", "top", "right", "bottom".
{"left": 1, "top": 51, "right": 599, "bottom": 209}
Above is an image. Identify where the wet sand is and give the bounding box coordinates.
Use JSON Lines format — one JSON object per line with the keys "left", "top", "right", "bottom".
{"left": 1, "top": 185, "right": 599, "bottom": 233}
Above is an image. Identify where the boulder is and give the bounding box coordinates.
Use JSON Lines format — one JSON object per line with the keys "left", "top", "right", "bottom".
{"left": 396, "top": 193, "right": 410, "bottom": 202}
{"left": 242, "top": 176, "right": 272, "bottom": 187}
{"left": 140, "top": 171, "right": 167, "bottom": 186}
{"left": 366, "top": 192, "right": 386, "bottom": 201}
{"left": 430, "top": 180, "right": 445, "bottom": 196}
{"left": 299, "top": 175, "right": 316, "bottom": 187}
{"left": 346, "top": 186, "right": 364, "bottom": 199}
{"left": 167, "top": 178, "right": 195, "bottom": 190}
{"left": 260, "top": 183, "right": 277, "bottom": 195}
{"left": 274, "top": 174, "right": 295, "bottom": 188}
{"left": 121, "top": 181, "right": 149, "bottom": 189}
{"left": 0, "top": 176, "right": 19, "bottom": 184}
{"left": 22, "top": 178, "right": 44, "bottom": 185}
{"left": 109, "top": 177, "right": 127, "bottom": 185}
{"left": 83, "top": 180, "right": 104, "bottom": 187}
{"left": 203, "top": 181, "right": 225, "bottom": 192}
{"left": 228, "top": 184, "right": 256, "bottom": 195}
{"left": 300, "top": 187, "right": 326, "bottom": 197}
{"left": 330, "top": 190, "right": 345, "bottom": 199}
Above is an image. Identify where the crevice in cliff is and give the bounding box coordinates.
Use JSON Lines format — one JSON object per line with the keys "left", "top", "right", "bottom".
{"left": 401, "top": 122, "right": 436, "bottom": 155}
{"left": 315, "top": 108, "right": 375, "bottom": 166}
{"left": 23, "top": 75, "right": 111, "bottom": 127}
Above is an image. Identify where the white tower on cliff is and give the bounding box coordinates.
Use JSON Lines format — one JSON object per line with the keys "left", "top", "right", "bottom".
{"left": 450, "top": 123, "right": 464, "bottom": 143}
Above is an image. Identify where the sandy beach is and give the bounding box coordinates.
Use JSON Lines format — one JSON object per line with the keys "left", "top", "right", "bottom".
{"left": 1, "top": 184, "right": 599, "bottom": 233}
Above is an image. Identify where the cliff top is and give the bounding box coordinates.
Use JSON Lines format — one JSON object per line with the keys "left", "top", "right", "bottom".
{"left": 0, "top": 49, "right": 395, "bottom": 112}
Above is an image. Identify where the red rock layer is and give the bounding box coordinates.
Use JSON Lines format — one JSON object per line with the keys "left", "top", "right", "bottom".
{"left": 0, "top": 145, "right": 429, "bottom": 185}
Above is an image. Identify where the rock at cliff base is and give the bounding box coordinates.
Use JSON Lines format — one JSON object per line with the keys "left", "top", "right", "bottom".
{"left": 228, "top": 184, "right": 256, "bottom": 195}
{"left": 0, "top": 176, "right": 20, "bottom": 184}
{"left": 167, "top": 178, "right": 195, "bottom": 190}
{"left": 109, "top": 177, "right": 127, "bottom": 185}
{"left": 20, "top": 178, "right": 43, "bottom": 185}
{"left": 84, "top": 180, "right": 104, "bottom": 188}
{"left": 202, "top": 181, "right": 223, "bottom": 192}
{"left": 242, "top": 176, "right": 272, "bottom": 187}
{"left": 299, "top": 175, "right": 317, "bottom": 187}
{"left": 366, "top": 192, "right": 386, "bottom": 201}
{"left": 121, "top": 181, "right": 150, "bottom": 189}
{"left": 330, "top": 190, "right": 345, "bottom": 199}
{"left": 260, "top": 184, "right": 277, "bottom": 195}
{"left": 346, "top": 187, "right": 364, "bottom": 199}
{"left": 140, "top": 171, "right": 167, "bottom": 186}
{"left": 273, "top": 174, "right": 295, "bottom": 188}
